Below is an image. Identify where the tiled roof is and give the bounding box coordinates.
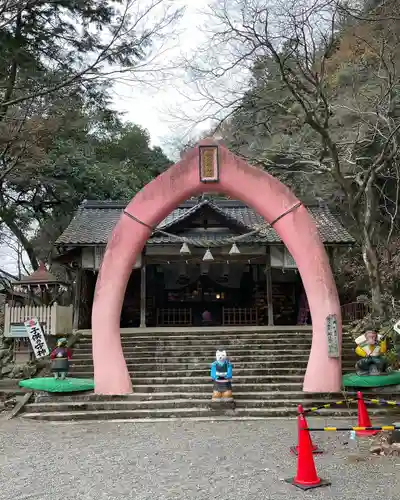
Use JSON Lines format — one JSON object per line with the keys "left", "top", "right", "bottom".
{"left": 149, "top": 230, "right": 269, "bottom": 247}
{"left": 18, "top": 262, "right": 60, "bottom": 284}
{"left": 55, "top": 199, "right": 355, "bottom": 246}
{"left": 0, "top": 269, "right": 18, "bottom": 291}
{"left": 0, "top": 269, "right": 18, "bottom": 282}
{"left": 160, "top": 199, "right": 249, "bottom": 231}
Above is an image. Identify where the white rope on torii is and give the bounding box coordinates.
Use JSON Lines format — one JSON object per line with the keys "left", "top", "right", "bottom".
{"left": 123, "top": 201, "right": 303, "bottom": 255}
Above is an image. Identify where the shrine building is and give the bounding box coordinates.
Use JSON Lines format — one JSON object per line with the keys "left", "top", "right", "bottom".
{"left": 54, "top": 196, "right": 354, "bottom": 330}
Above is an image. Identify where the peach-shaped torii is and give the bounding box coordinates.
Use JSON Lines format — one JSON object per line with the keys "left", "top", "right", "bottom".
{"left": 91, "top": 140, "right": 342, "bottom": 395}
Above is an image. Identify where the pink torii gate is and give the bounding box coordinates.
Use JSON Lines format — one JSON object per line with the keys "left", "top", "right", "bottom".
{"left": 91, "top": 140, "right": 342, "bottom": 394}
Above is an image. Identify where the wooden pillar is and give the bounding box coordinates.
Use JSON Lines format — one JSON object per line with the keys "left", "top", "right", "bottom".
{"left": 265, "top": 247, "right": 274, "bottom": 326}
{"left": 327, "top": 246, "right": 336, "bottom": 269}
{"left": 72, "top": 267, "right": 82, "bottom": 331}
{"left": 140, "top": 262, "right": 146, "bottom": 328}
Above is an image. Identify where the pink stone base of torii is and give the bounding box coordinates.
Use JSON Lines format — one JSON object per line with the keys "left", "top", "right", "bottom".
{"left": 91, "top": 140, "right": 342, "bottom": 394}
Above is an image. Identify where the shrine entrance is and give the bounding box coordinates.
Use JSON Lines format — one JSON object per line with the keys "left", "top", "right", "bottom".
{"left": 91, "top": 140, "right": 342, "bottom": 395}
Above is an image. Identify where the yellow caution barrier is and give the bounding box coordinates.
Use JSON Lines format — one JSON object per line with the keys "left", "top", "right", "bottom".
{"left": 364, "top": 397, "right": 400, "bottom": 407}
{"left": 302, "top": 398, "right": 357, "bottom": 414}
{"left": 305, "top": 425, "right": 398, "bottom": 432}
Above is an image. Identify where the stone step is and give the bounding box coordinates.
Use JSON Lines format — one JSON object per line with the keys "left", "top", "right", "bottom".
{"left": 71, "top": 352, "right": 357, "bottom": 362}
{"left": 69, "top": 365, "right": 355, "bottom": 377}
{"left": 33, "top": 391, "right": 352, "bottom": 402}
{"left": 73, "top": 345, "right": 354, "bottom": 355}
{"left": 70, "top": 360, "right": 356, "bottom": 370}
{"left": 71, "top": 356, "right": 356, "bottom": 370}
{"left": 76, "top": 330, "right": 353, "bottom": 340}
{"left": 71, "top": 351, "right": 351, "bottom": 360}
{"left": 75, "top": 335, "right": 330, "bottom": 345}
{"left": 67, "top": 374, "right": 308, "bottom": 384}
{"left": 74, "top": 325, "right": 351, "bottom": 340}
{"left": 70, "top": 356, "right": 314, "bottom": 365}
{"left": 70, "top": 361, "right": 354, "bottom": 373}
{"left": 72, "top": 348, "right": 355, "bottom": 358}
{"left": 31, "top": 328, "right": 358, "bottom": 422}
{"left": 21, "top": 406, "right": 389, "bottom": 421}
{"left": 78, "top": 333, "right": 318, "bottom": 345}
{"left": 76, "top": 339, "right": 354, "bottom": 348}
{"left": 76, "top": 329, "right": 313, "bottom": 338}
{"left": 128, "top": 382, "right": 305, "bottom": 392}
{"left": 72, "top": 350, "right": 316, "bottom": 359}
{"left": 73, "top": 344, "right": 315, "bottom": 352}
{"left": 67, "top": 377, "right": 354, "bottom": 386}
{"left": 74, "top": 343, "right": 314, "bottom": 353}
{"left": 22, "top": 398, "right": 362, "bottom": 413}
{"left": 74, "top": 335, "right": 352, "bottom": 342}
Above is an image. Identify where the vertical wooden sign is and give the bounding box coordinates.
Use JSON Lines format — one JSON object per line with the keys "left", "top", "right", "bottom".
{"left": 199, "top": 145, "right": 219, "bottom": 183}
{"left": 24, "top": 317, "right": 50, "bottom": 359}
{"left": 326, "top": 313, "right": 340, "bottom": 358}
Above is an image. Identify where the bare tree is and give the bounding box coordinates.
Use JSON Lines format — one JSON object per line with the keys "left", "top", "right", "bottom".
{"left": 0, "top": 0, "right": 184, "bottom": 271}
{"left": 179, "top": 0, "right": 400, "bottom": 315}
{"left": 0, "top": 0, "right": 184, "bottom": 113}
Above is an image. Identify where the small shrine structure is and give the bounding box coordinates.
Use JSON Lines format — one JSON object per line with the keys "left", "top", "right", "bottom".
{"left": 3, "top": 262, "right": 73, "bottom": 362}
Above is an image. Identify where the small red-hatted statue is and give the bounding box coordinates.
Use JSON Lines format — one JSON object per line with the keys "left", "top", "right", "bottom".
{"left": 50, "top": 338, "right": 72, "bottom": 380}
{"left": 211, "top": 349, "right": 233, "bottom": 401}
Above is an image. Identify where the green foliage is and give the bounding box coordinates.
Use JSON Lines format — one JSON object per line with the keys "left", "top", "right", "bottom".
{"left": 0, "top": 0, "right": 158, "bottom": 110}
{"left": 209, "top": 0, "right": 400, "bottom": 310}
{"left": 0, "top": 0, "right": 177, "bottom": 270}
{"left": 24, "top": 102, "right": 172, "bottom": 262}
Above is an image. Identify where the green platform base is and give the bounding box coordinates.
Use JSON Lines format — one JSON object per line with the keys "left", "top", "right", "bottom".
{"left": 343, "top": 371, "right": 400, "bottom": 388}
{"left": 19, "top": 377, "right": 94, "bottom": 393}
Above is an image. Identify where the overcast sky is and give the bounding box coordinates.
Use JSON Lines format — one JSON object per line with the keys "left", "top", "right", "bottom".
{"left": 111, "top": 0, "right": 212, "bottom": 156}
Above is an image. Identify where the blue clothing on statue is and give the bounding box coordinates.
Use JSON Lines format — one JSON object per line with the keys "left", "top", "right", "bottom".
{"left": 211, "top": 360, "right": 232, "bottom": 381}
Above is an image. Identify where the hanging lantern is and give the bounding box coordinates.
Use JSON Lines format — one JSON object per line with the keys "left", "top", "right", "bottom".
{"left": 229, "top": 243, "right": 240, "bottom": 255}
{"left": 180, "top": 242, "right": 191, "bottom": 255}
{"left": 203, "top": 249, "right": 214, "bottom": 261}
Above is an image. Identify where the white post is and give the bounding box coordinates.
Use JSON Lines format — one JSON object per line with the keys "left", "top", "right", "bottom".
{"left": 4, "top": 304, "right": 10, "bottom": 336}
{"left": 140, "top": 264, "right": 146, "bottom": 328}
{"left": 73, "top": 268, "right": 82, "bottom": 331}
{"left": 50, "top": 302, "right": 58, "bottom": 335}
{"left": 46, "top": 305, "right": 51, "bottom": 335}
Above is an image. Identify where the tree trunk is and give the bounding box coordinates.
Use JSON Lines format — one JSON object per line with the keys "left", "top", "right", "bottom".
{"left": 362, "top": 175, "right": 385, "bottom": 317}
{"left": 362, "top": 236, "right": 384, "bottom": 316}
{"left": 2, "top": 215, "right": 39, "bottom": 271}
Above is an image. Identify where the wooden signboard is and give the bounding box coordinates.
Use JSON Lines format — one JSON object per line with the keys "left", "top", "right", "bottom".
{"left": 24, "top": 317, "right": 49, "bottom": 359}
{"left": 199, "top": 145, "right": 219, "bottom": 183}
{"left": 326, "top": 313, "right": 340, "bottom": 358}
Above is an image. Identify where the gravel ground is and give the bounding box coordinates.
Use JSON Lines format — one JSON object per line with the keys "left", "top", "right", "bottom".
{"left": 0, "top": 415, "right": 398, "bottom": 500}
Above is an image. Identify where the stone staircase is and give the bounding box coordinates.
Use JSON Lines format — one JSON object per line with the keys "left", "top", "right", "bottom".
{"left": 20, "top": 327, "right": 392, "bottom": 421}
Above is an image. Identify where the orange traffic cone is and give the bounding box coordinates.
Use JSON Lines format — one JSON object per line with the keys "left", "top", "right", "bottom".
{"left": 290, "top": 405, "right": 323, "bottom": 455}
{"left": 286, "top": 412, "right": 330, "bottom": 490}
{"left": 356, "top": 391, "right": 378, "bottom": 437}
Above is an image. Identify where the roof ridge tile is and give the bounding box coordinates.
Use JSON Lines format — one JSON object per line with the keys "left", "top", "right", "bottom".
{"left": 55, "top": 200, "right": 355, "bottom": 246}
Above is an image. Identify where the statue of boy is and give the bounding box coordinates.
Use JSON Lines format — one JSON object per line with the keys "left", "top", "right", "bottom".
{"left": 355, "top": 330, "right": 388, "bottom": 376}
{"left": 50, "top": 338, "right": 72, "bottom": 380}
{"left": 211, "top": 349, "right": 233, "bottom": 401}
